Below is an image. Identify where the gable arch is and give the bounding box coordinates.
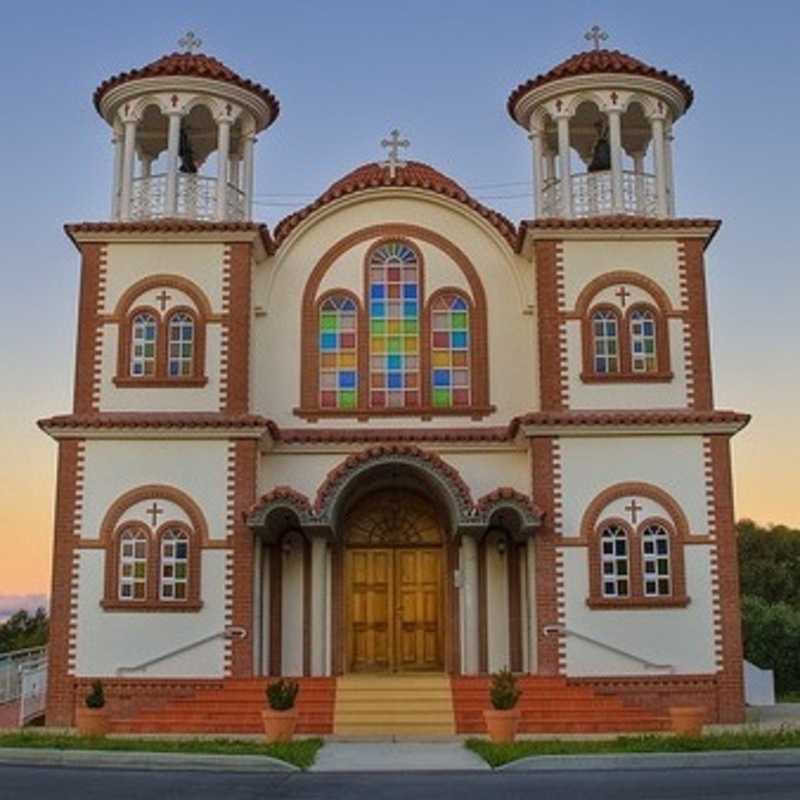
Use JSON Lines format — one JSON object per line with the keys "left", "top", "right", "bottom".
{"left": 572, "top": 269, "right": 676, "bottom": 318}
{"left": 112, "top": 274, "right": 214, "bottom": 320}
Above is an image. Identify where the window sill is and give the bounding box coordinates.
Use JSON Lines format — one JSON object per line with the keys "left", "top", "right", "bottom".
{"left": 113, "top": 377, "right": 209, "bottom": 389}
{"left": 100, "top": 599, "right": 204, "bottom": 612}
{"left": 580, "top": 372, "right": 674, "bottom": 384}
{"left": 586, "top": 595, "right": 690, "bottom": 610}
{"left": 294, "top": 405, "right": 496, "bottom": 422}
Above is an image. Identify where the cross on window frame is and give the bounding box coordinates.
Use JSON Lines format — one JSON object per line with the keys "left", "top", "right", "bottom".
{"left": 146, "top": 502, "right": 164, "bottom": 527}
{"left": 615, "top": 285, "right": 631, "bottom": 307}
{"left": 155, "top": 290, "right": 172, "bottom": 311}
{"left": 624, "top": 499, "right": 643, "bottom": 524}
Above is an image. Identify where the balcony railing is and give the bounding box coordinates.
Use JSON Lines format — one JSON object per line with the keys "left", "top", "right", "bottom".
{"left": 542, "top": 170, "right": 658, "bottom": 218}
{"left": 129, "top": 174, "right": 247, "bottom": 222}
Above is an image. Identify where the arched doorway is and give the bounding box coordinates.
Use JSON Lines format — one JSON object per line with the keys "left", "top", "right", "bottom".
{"left": 344, "top": 490, "right": 445, "bottom": 673}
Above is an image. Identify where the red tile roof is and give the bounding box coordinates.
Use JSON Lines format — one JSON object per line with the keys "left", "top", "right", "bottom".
{"left": 508, "top": 49, "right": 693, "bottom": 120}
{"left": 64, "top": 220, "right": 275, "bottom": 253}
{"left": 273, "top": 161, "right": 518, "bottom": 248}
{"left": 93, "top": 52, "right": 280, "bottom": 124}
{"left": 276, "top": 426, "right": 512, "bottom": 445}
{"left": 38, "top": 413, "right": 276, "bottom": 432}
{"left": 512, "top": 409, "right": 750, "bottom": 431}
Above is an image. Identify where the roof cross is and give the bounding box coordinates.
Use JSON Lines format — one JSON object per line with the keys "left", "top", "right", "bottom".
{"left": 584, "top": 25, "right": 609, "bottom": 50}
{"left": 178, "top": 31, "right": 203, "bottom": 53}
{"left": 381, "top": 129, "right": 410, "bottom": 179}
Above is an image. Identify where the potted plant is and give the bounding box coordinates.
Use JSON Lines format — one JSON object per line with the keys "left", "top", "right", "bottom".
{"left": 669, "top": 705, "right": 705, "bottom": 736}
{"left": 75, "top": 680, "right": 110, "bottom": 737}
{"left": 483, "top": 668, "right": 522, "bottom": 743}
{"left": 262, "top": 678, "right": 300, "bottom": 743}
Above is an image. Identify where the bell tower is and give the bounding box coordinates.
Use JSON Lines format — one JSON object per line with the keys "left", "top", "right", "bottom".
{"left": 508, "top": 28, "right": 692, "bottom": 219}
{"left": 93, "top": 33, "right": 279, "bottom": 222}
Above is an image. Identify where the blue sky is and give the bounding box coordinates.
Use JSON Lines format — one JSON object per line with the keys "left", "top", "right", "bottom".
{"left": 1, "top": 0, "right": 798, "bottom": 597}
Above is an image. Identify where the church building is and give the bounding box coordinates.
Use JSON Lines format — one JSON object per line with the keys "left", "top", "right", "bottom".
{"left": 40, "top": 31, "right": 750, "bottom": 735}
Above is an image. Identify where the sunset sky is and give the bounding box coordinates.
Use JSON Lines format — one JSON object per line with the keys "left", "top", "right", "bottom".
{"left": 1, "top": 0, "right": 797, "bottom": 608}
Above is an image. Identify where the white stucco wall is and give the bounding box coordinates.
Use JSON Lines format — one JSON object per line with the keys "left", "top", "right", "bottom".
{"left": 485, "top": 530, "right": 510, "bottom": 672}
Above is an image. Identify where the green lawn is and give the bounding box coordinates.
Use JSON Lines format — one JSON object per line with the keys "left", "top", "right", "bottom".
{"left": 778, "top": 693, "right": 800, "bottom": 703}
{"left": 0, "top": 731, "right": 322, "bottom": 770}
{"left": 467, "top": 728, "right": 800, "bottom": 768}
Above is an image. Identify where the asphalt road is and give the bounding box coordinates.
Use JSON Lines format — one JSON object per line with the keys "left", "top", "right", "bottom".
{"left": 1, "top": 764, "right": 800, "bottom": 799}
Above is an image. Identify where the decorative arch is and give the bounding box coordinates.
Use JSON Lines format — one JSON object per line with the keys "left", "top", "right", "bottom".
{"left": 112, "top": 273, "right": 215, "bottom": 320}
{"left": 475, "top": 487, "right": 543, "bottom": 541}
{"left": 297, "top": 224, "right": 492, "bottom": 419}
{"left": 572, "top": 269, "right": 675, "bottom": 319}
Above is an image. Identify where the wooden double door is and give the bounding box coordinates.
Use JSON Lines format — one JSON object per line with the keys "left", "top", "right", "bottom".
{"left": 344, "top": 491, "right": 444, "bottom": 672}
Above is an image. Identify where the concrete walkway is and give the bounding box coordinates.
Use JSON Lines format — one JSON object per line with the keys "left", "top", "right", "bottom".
{"left": 312, "top": 741, "right": 489, "bottom": 772}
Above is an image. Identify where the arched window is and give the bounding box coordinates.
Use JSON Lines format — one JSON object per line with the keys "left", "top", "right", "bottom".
{"left": 159, "top": 528, "right": 190, "bottom": 601}
{"left": 118, "top": 526, "right": 149, "bottom": 601}
{"left": 629, "top": 308, "right": 657, "bottom": 373}
{"left": 130, "top": 312, "right": 158, "bottom": 377}
{"left": 319, "top": 295, "right": 358, "bottom": 409}
{"left": 641, "top": 523, "right": 671, "bottom": 597}
{"left": 600, "top": 523, "right": 629, "bottom": 598}
{"left": 167, "top": 312, "right": 195, "bottom": 378}
{"left": 591, "top": 309, "right": 620, "bottom": 374}
{"left": 431, "top": 293, "right": 470, "bottom": 407}
{"left": 368, "top": 242, "right": 420, "bottom": 408}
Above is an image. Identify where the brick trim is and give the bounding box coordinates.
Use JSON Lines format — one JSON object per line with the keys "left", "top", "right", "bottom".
{"left": 534, "top": 241, "right": 567, "bottom": 410}
{"left": 297, "top": 224, "right": 492, "bottom": 420}
{"left": 110, "top": 274, "right": 216, "bottom": 320}
{"left": 222, "top": 243, "right": 253, "bottom": 413}
{"left": 73, "top": 244, "right": 106, "bottom": 413}
{"left": 570, "top": 269, "right": 678, "bottom": 319}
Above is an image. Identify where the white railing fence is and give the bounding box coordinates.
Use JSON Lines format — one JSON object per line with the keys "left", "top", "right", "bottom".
{"left": 541, "top": 170, "right": 657, "bottom": 218}
{"left": 129, "top": 174, "right": 246, "bottom": 222}
{"left": 18, "top": 659, "right": 47, "bottom": 725}
{"left": 0, "top": 646, "right": 47, "bottom": 705}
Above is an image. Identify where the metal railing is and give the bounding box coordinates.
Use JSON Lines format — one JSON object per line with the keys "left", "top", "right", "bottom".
{"left": 129, "top": 174, "right": 246, "bottom": 222}
{"left": 0, "top": 646, "right": 47, "bottom": 705}
{"left": 543, "top": 624, "right": 674, "bottom": 672}
{"left": 18, "top": 658, "right": 47, "bottom": 725}
{"left": 541, "top": 170, "right": 657, "bottom": 218}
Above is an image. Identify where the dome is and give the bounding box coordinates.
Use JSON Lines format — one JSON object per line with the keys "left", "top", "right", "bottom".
{"left": 508, "top": 48, "right": 693, "bottom": 122}
{"left": 93, "top": 51, "right": 280, "bottom": 126}
{"left": 273, "top": 160, "right": 517, "bottom": 247}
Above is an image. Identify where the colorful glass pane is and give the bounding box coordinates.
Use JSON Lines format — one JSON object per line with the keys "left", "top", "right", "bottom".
{"left": 131, "top": 313, "right": 157, "bottom": 377}
{"left": 168, "top": 312, "right": 194, "bottom": 377}
{"left": 630, "top": 309, "right": 657, "bottom": 373}
{"left": 600, "top": 523, "right": 629, "bottom": 598}
{"left": 368, "top": 243, "right": 419, "bottom": 408}
{"left": 641, "top": 524, "right": 671, "bottom": 597}
{"left": 160, "top": 528, "right": 189, "bottom": 602}
{"left": 592, "top": 309, "right": 619, "bottom": 374}
{"left": 319, "top": 295, "right": 358, "bottom": 409}
{"left": 118, "top": 527, "right": 148, "bottom": 601}
{"left": 430, "top": 293, "right": 470, "bottom": 407}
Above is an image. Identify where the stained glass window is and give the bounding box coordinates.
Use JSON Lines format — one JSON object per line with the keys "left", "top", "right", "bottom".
{"left": 600, "top": 523, "right": 629, "bottom": 598}
{"left": 592, "top": 309, "right": 619, "bottom": 374}
{"left": 118, "top": 527, "right": 148, "bottom": 601}
{"left": 630, "top": 309, "right": 657, "bottom": 373}
{"left": 368, "top": 242, "right": 419, "bottom": 408}
{"left": 319, "top": 295, "right": 358, "bottom": 409}
{"left": 168, "top": 312, "right": 194, "bottom": 377}
{"left": 159, "top": 528, "right": 189, "bottom": 601}
{"left": 431, "top": 293, "right": 470, "bottom": 407}
{"left": 131, "top": 312, "right": 157, "bottom": 377}
{"left": 642, "top": 523, "right": 671, "bottom": 597}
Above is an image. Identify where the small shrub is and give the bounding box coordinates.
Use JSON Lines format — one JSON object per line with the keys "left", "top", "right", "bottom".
{"left": 489, "top": 668, "right": 521, "bottom": 710}
{"left": 266, "top": 679, "right": 299, "bottom": 711}
{"left": 85, "top": 681, "right": 105, "bottom": 710}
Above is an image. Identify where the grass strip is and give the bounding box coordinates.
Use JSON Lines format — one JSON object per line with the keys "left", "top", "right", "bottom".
{"left": 467, "top": 727, "right": 800, "bottom": 768}
{"left": 0, "top": 732, "right": 322, "bottom": 770}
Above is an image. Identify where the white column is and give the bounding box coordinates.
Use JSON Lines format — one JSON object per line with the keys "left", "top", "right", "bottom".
{"left": 242, "top": 134, "right": 256, "bottom": 221}
{"left": 119, "top": 119, "right": 138, "bottom": 220}
{"left": 165, "top": 111, "right": 182, "bottom": 217}
{"left": 664, "top": 127, "right": 676, "bottom": 215}
{"left": 216, "top": 119, "right": 232, "bottom": 221}
{"left": 632, "top": 151, "right": 646, "bottom": 214}
{"left": 229, "top": 155, "right": 240, "bottom": 190}
{"left": 252, "top": 539, "right": 263, "bottom": 675}
{"left": 651, "top": 117, "right": 668, "bottom": 216}
{"left": 111, "top": 131, "right": 124, "bottom": 220}
{"left": 608, "top": 109, "right": 624, "bottom": 213}
{"left": 528, "top": 127, "right": 543, "bottom": 218}
{"left": 261, "top": 545, "right": 270, "bottom": 675}
{"left": 460, "top": 535, "right": 480, "bottom": 674}
{"left": 556, "top": 114, "right": 572, "bottom": 217}
{"left": 310, "top": 537, "right": 328, "bottom": 676}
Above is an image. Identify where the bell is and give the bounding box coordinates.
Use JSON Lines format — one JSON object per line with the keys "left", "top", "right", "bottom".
{"left": 588, "top": 123, "right": 611, "bottom": 173}
{"left": 179, "top": 127, "right": 198, "bottom": 174}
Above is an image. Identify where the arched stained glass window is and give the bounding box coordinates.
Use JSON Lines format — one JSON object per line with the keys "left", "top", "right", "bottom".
{"left": 591, "top": 309, "right": 620, "bottom": 374}
{"left": 630, "top": 308, "right": 657, "bottom": 373}
{"left": 368, "top": 242, "right": 420, "bottom": 408}
{"left": 641, "top": 523, "right": 671, "bottom": 596}
{"left": 431, "top": 293, "right": 470, "bottom": 407}
{"left": 600, "top": 523, "right": 629, "bottom": 598}
{"left": 160, "top": 528, "right": 189, "bottom": 601}
{"left": 168, "top": 312, "right": 194, "bottom": 377}
{"left": 319, "top": 295, "right": 358, "bottom": 409}
{"left": 118, "top": 527, "right": 148, "bottom": 601}
{"left": 131, "top": 312, "right": 158, "bottom": 377}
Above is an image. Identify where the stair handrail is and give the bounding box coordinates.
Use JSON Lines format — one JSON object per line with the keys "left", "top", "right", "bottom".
{"left": 543, "top": 624, "right": 674, "bottom": 672}
{"left": 116, "top": 626, "right": 246, "bottom": 675}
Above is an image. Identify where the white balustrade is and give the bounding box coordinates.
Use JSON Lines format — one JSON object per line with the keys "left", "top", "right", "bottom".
{"left": 129, "top": 173, "right": 247, "bottom": 222}
{"left": 541, "top": 170, "right": 657, "bottom": 219}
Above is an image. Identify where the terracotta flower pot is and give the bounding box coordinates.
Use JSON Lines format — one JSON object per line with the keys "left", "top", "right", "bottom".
{"left": 483, "top": 708, "right": 521, "bottom": 743}
{"left": 261, "top": 708, "right": 298, "bottom": 743}
{"left": 75, "top": 707, "right": 110, "bottom": 737}
{"left": 669, "top": 705, "right": 705, "bottom": 736}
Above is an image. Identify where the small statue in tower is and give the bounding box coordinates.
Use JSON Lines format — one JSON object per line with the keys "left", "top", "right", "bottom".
{"left": 587, "top": 121, "right": 611, "bottom": 173}
{"left": 179, "top": 127, "right": 198, "bottom": 174}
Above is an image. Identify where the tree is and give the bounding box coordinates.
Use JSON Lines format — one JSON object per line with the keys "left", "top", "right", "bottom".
{"left": 738, "top": 519, "right": 800, "bottom": 609}
{"left": 0, "top": 608, "right": 48, "bottom": 653}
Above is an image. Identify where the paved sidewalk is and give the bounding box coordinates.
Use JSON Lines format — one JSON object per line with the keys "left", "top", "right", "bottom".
{"left": 312, "top": 741, "right": 489, "bottom": 772}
